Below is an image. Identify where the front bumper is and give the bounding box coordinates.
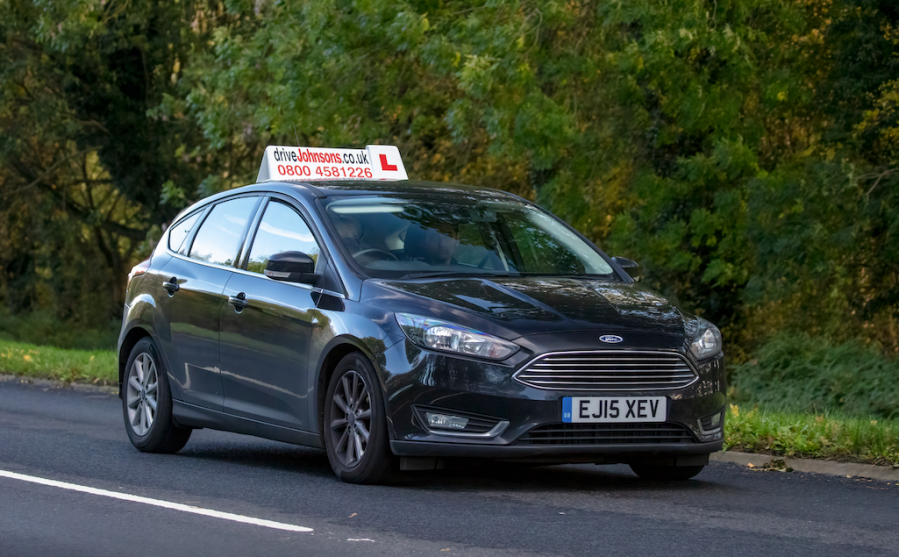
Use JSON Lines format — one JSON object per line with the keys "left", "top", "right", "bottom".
{"left": 379, "top": 337, "right": 727, "bottom": 461}
{"left": 391, "top": 439, "right": 723, "bottom": 459}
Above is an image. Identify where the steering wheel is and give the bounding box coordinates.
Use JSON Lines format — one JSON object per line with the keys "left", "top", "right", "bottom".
{"left": 352, "top": 248, "right": 399, "bottom": 261}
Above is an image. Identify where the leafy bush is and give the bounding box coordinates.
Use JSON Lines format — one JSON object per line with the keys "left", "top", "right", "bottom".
{"left": 730, "top": 334, "right": 899, "bottom": 420}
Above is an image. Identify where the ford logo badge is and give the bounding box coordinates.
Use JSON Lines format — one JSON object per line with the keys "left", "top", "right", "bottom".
{"left": 599, "top": 335, "right": 623, "bottom": 344}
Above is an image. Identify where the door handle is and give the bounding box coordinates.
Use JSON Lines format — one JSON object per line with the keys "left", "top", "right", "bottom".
{"left": 228, "top": 292, "right": 249, "bottom": 310}
{"left": 162, "top": 277, "right": 180, "bottom": 294}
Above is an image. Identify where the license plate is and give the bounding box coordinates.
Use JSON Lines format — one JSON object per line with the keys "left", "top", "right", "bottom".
{"left": 562, "top": 397, "right": 667, "bottom": 423}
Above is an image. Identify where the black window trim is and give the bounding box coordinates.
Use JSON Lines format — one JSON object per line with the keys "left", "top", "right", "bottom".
{"left": 180, "top": 193, "right": 263, "bottom": 268}
{"left": 162, "top": 190, "right": 347, "bottom": 299}
{"left": 167, "top": 205, "right": 210, "bottom": 255}
{"left": 240, "top": 196, "right": 322, "bottom": 272}
{"left": 167, "top": 208, "right": 205, "bottom": 254}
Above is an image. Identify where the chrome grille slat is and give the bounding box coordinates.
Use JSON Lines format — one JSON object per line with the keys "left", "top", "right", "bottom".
{"left": 530, "top": 370, "right": 690, "bottom": 374}
{"left": 533, "top": 381, "right": 684, "bottom": 386}
{"left": 532, "top": 359, "right": 686, "bottom": 362}
{"left": 531, "top": 356, "right": 684, "bottom": 361}
{"left": 530, "top": 364, "right": 690, "bottom": 368}
{"left": 528, "top": 372, "right": 693, "bottom": 379}
{"left": 523, "top": 376, "right": 694, "bottom": 381}
{"left": 522, "top": 372, "right": 694, "bottom": 376}
{"left": 514, "top": 350, "right": 698, "bottom": 391}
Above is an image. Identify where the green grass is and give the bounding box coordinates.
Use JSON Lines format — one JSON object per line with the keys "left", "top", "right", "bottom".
{"left": 0, "top": 338, "right": 117, "bottom": 385}
{"left": 725, "top": 404, "right": 899, "bottom": 466}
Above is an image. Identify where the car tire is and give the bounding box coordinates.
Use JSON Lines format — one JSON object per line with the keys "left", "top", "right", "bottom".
{"left": 629, "top": 464, "right": 705, "bottom": 481}
{"left": 323, "top": 353, "right": 396, "bottom": 484}
{"left": 123, "top": 338, "right": 192, "bottom": 454}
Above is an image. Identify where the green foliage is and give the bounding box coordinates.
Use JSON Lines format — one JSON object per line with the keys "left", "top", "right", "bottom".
{"left": 0, "top": 0, "right": 230, "bottom": 321}
{"left": 730, "top": 334, "right": 899, "bottom": 420}
{"left": 1, "top": 0, "right": 898, "bottom": 361}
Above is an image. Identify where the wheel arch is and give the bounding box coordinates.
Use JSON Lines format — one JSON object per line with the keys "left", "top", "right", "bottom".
{"left": 313, "top": 336, "right": 385, "bottom": 440}
{"left": 118, "top": 326, "right": 153, "bottom": 397}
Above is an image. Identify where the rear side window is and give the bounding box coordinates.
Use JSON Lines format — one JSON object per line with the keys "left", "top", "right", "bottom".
{"left": 246, "top": 201, "right": 321, "bottom": 274}
{"left": 168, "top": 212, "right": 201, "bottom": 254}
{"left": 188, "top": 197, "right": 258, "bottom": 266}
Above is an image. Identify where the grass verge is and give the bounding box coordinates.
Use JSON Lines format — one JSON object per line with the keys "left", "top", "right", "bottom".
{"left": 2, "top": 338, "right": 896, "bottom": 467}
{"left": 0, "top": 338, "right": 117, "bottom": 385}
{"left": 725, "top": 404, "right": 899, "bottom": 467}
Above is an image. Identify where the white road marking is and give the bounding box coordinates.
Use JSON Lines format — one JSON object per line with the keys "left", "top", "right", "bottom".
{"left": 0, "top": 469, "right": 313, "bottom": 533}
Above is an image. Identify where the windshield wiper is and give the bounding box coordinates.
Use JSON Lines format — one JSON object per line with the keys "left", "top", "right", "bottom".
{"left": 545, "top": 274, "right": 616, "bottom": 280}
{"left": 399, "top": 271, "right": 514, "bottom": 280}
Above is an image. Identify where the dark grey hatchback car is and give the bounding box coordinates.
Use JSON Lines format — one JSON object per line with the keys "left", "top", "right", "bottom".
{"left": 119, "top": 152, "right": 725, "bottom": 484}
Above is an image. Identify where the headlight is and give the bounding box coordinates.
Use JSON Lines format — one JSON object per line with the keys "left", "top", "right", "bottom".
{"left": 395, "top": 313, "right": 519, "bottom": 361}
{"left": 690, "top": 318, "right": 722, "bottom": 360}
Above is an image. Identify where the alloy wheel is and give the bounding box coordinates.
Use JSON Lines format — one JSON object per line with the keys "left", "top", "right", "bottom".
{"left": 329, "top": 370, "right": 372, "bottom": 468}
{"left": 126, "top": 352, "right": 158, "bottom": 436}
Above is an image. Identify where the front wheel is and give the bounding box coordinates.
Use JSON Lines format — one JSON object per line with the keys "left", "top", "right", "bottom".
{"left": 323, "top": 353, "right": 396, "bottom": 484}
{"left": 629, "top": 464, "right": 705, "bottom": 481}
{"left": 123, "top": 338, "right": 192, "bottom": 453}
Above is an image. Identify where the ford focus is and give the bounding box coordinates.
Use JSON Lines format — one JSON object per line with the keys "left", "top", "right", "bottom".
{"left": 118, "top": 145, "right": 725, "bottom": 484}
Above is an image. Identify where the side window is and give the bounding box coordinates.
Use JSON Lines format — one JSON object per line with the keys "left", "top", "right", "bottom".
{"left": 168, "top": 211, "right": 201, "bottom": 254}
{"left": 188, "top": 197, "right": 258, "bottom": 266}
{"left": 246, "top": 201, "right": 321, "bottom": 275}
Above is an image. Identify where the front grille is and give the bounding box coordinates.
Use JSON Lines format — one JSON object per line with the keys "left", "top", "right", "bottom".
{"left": 518, "top": 423, "right": 696, "bottom": 445}
{"left": 514, "top": 351, "right": 697, "bottom": 391}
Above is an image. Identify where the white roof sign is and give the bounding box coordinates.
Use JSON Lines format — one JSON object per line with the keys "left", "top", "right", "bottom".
{"left": 256, "top": 145, "right": 407, "bottom": 183}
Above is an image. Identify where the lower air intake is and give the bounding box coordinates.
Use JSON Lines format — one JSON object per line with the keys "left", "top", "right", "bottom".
{"left": 518, "top": 423, "right": 696, "bottom": 445}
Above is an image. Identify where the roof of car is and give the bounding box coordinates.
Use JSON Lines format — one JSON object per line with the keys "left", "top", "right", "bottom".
{"left": 274, "top": 179, "right": 521, "bottom": 198}
{"left": 171, "top": 180, "right": 527, "bottom": 224}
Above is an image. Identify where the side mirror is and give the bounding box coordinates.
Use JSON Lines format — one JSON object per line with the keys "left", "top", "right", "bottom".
{"left": 611, "top": 256, "right": 639, "bottom": 269}
{"left": 611, "top": 256, "right": 640, "bottom": 280}
{"left": 264, "top": 251, "right": 319, "bottom": 285}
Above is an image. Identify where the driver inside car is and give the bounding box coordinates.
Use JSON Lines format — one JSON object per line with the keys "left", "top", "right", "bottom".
{"left": 333, "top": 214, "right": 365, "bottom": 255}
{"left": 405, "top": 222, "right": 461, "bottom": 266}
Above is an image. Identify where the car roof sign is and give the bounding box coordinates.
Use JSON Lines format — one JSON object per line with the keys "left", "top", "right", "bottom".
{"left": 256, "top": 144, "right": 407, "bottom": 183}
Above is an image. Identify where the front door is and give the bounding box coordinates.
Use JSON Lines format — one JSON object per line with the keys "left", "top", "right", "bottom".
{"left": 219, "top": 199, "right": 322, "bottom": 430}
{"left": 156, "top": 195, "right": 260, "bottom": 410}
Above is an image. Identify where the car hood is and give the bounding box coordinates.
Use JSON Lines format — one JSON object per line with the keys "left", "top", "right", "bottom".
{"left": 369, "top": 277, "right": 687, "bottom": 344}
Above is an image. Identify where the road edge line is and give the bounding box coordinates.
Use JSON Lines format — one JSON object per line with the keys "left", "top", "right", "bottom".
{"left": 0, "top": 469, "right": 313, "bottom": 532}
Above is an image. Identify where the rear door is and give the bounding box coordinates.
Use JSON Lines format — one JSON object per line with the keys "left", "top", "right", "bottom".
{"left": 157, "top": 195, "right": 261, "bottom": 410}
{"left": 219, "top": 197, "right": 323, "bottom": 430}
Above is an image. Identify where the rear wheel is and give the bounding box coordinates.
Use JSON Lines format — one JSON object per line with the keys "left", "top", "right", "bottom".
{"left": 123, "top": 338, "right": 191, "bottom": 453}
{"left": 323, "top": 353, "right": 395, "bottom": 484}
{"left": 629, "top": 464, "right": 705, "bottom": 481}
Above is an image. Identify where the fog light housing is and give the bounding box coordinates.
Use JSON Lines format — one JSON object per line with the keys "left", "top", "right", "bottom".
{"left": 698, "top": 409, "right": 725, "bottom": 436}
{"left": 425, "top": 412, "right": 469, "bottom": 431}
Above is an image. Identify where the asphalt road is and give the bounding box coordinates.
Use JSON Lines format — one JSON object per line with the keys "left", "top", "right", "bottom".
{"left": 0, "top": 381, "right": 897, "bottom": 557}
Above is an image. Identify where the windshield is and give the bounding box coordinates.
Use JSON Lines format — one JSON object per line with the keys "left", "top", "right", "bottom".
{"left": 322, "top": 195, "right": 616, "bottom": 279}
